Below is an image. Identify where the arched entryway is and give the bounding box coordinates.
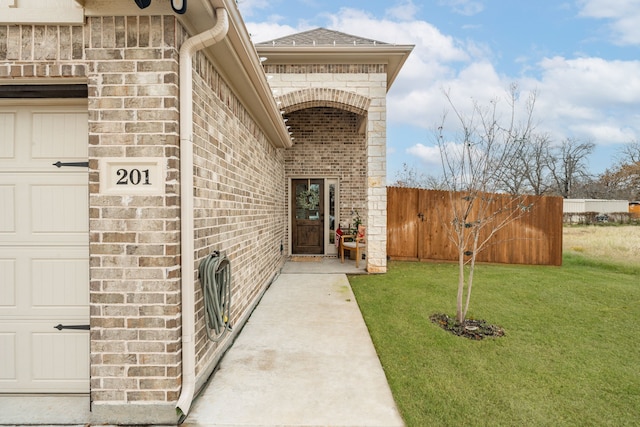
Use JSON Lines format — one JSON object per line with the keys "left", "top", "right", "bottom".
{"left": 279, "top": 89, "right": 370, "bottom": 256}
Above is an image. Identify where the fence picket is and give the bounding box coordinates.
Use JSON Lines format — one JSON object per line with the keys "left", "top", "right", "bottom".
{"left": 387, "top": 187, "right": 563, "bottom": 266}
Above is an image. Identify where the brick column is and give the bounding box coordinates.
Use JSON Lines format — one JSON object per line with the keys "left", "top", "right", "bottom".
{"left": 86, "top": 15, "right": 182, "bottom": 412}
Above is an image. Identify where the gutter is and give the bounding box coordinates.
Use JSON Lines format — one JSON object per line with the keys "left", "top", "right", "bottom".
{"left": 176, "top": 5, "right": 229, "bottom": 417}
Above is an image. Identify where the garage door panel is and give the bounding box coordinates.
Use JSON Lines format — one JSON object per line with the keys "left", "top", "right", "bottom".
{"left": 31, "top": 183, "right": 88, "bottom": 234}
{"left": 32, "top": 257, "right": 89, "bottom": 308}
{"left": 0, "top": 105, "right": 87, "bottom": 169}
{"left": 0, "top": 185, "right": 15, "bottom": 232}
{"left": 0, "top": 258, "right": 16, "bottom": 308}
{"left": 0, "top": 174, "right": 87, "bottom": 244}
{"left": 0, "top": 112, "right": 16, "bottom": 159}
{"left": 0, "top": 321, "right": 89, "bottom": 392}
{"left": 32, "top": 329, "right": 90, "bottom": 381}
{"left": 0, "top": 247, "right": 88, "bottom": 317}
{"left": 0, "top": 332, "right": 17, "bottom": 380}
{"left": 32, "top": 112, "right": 88, "bottom": 160}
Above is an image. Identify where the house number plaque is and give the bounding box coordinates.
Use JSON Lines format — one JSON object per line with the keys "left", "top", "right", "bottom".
{"left": 100, "top": 158, "right": 164, "bottom": 195}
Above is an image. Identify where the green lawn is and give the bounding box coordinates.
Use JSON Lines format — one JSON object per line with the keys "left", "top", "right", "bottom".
{"left": 350, "top": 256, "right": 640, "bottom": 427}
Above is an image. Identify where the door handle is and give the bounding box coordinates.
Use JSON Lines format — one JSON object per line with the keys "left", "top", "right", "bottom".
{"left": 54, "top": 324, "right": 90, "bottom": 331}
{"left": 53, "top": 161, "right": 89, "bottom": 168}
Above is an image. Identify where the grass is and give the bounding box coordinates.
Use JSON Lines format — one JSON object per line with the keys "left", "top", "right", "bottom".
{"left": 350, "top": 229, "right": 640, "bottom": 426}
{"left": 564, "top": 225, "right": 640, "bottom": 266}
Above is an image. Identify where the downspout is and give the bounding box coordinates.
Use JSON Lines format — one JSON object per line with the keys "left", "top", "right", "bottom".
{"left": 176, "top": 6, "right": 229, "bottom": 416}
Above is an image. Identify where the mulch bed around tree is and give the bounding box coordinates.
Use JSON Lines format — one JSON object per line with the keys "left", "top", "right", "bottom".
{"left": 430, "top": 313, "right": 505, "bottom": 340}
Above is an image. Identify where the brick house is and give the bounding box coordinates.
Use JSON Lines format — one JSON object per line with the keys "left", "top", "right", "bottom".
{"left": 0, "top": 0, "right": 412, "bottom": 424}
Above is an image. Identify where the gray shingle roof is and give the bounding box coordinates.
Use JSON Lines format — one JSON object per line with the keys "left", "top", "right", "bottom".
{"left": 256, "top": 27, "right": 389, "bottom": 47}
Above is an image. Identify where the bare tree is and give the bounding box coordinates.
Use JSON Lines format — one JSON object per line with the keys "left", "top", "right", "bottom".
{"left": 392, "top": 163, "right": 429, "bottom": 188}
{"left": 588, "top": 142, "right": 640, "bottom": 200}
{"left": 393, "top": 162, "right": 449, "bottom": 190}
{"left": 522, "top": 133, "right": 554, "bottom": 195}
{"left": 437, "top": 84, "right": 536, "bottom": 323}
{"left": 493, "top": 139, "right": 529, "bottom": 194}
{"left": 618, "top": 140, "right": 640, "bottom": 164}
{"left": 494, "top": 132, "right": 556, "bottom": 195}
{"left": 548, "top": 138, "right": 595, "bottom": 198}
{"left": 612, "top": 141, "right": 640, "bottom": 200}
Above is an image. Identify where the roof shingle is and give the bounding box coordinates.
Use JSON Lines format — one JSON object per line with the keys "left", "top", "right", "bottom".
{"left": 255, "top": 27, "right": 389, "bottom": 47}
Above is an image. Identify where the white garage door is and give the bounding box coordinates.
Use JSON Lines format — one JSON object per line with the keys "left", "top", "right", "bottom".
{"left": 0, "top": 101, "right": 89, "bottom": 393}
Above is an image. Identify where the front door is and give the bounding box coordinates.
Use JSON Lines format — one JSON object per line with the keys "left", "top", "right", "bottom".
{"left": 0, "top": 102, "right": 89, "bottom": 393}
{"left": 292, "top": 179, "right": 324, "bottom": 254}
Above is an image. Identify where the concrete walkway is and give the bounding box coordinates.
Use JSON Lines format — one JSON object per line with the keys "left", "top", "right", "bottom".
{"left": 183, "top": 272, "right": 404, "bottom": 427}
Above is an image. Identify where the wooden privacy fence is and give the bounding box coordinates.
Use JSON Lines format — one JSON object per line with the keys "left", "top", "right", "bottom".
{"left": 387, "top": 187, "right": 563, "bottom": 266}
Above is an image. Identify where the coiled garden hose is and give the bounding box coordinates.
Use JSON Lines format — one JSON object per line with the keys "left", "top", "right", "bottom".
{"left": 198, "top": 251, "right": 232, "bottom": 342}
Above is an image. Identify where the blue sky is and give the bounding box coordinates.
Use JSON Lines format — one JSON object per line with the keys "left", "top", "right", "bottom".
{"left": 239, "top": 0, "right": 640, "bottom": 182}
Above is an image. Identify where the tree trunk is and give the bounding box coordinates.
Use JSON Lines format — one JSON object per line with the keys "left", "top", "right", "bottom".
{"left": 456, "top": 247, "right": 465, "bottom": 323}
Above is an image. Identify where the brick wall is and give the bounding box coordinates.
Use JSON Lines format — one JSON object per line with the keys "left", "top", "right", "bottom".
{"left": 1, "top": 14, "right": 287, "bottom": 421}
{"left": 284, "top": 107, "right": 366, "bottom": 228}
{"left": 0, "top": 24, "right": 86, "bottom": 76}
{"left": 191, "top": 51, "right": 286, "bottom": 375}
{"left": 266, "top": 65, "right": 388, "bottom": 271}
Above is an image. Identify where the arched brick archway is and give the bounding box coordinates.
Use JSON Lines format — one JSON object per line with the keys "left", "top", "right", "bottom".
{"left": 276, "top": 88, "right": 370, "bottom": 116}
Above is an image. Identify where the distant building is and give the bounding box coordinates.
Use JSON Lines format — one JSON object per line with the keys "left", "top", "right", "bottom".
{"left": 563, "top": 199, "right": 630, "bottom": 223}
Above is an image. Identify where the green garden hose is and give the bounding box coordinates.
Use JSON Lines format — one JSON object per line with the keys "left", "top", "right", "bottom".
{"left": 198, "top": 251, "right": 232, "bottom": 342}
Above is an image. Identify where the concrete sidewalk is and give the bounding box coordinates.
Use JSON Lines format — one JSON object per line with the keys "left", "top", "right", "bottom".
{"left": 183, "top": 273, "right": 404, "bottom": 427}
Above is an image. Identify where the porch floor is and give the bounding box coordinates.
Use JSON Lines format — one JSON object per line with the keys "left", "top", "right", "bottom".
{"left": 282, "top": 255, "right": 367, "bottom": 274}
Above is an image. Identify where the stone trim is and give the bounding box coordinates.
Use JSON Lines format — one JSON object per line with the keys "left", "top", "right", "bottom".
{"left": 278, "top": 87, "right": 370, "bottom": 116}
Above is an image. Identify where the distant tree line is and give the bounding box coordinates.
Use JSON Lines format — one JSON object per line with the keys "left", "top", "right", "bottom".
{"left": 394, "top": 138, "right": 640, "bottom": 201}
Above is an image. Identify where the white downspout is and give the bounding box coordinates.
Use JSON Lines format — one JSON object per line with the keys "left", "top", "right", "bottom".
{"left": 176, "top": 6, "right": 229, "bottom": 417}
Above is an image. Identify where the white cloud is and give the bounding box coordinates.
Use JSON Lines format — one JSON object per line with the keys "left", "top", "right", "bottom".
{"left": 438, "top": 0, "right": 484, "bottom": 16}
{"left": 237, "top": 0, "right": 274, "bottom": 18}
{"left": 406, "top": 141, "right": 483, "bottom": 179}
{"left": 568, "top": 122, "right": 636, "bottom": 143}
{"left": 526, "top": 56, "right": 640, "bottom": 144}
{"left": 536, "top": 57, "right": 640, "bottom": 105}
{"left": 578, "top": 0, "right": 640, "bottom": 45}
{"left": 247, "top": 22, "right": 303, "bottom": 43}
{"left": 385, "top": 0, "right": 420, "bottom": 21}
{"left": 327, "top": 8, "right": 469, "bottom": 62}
{"left": 389, "top": 60, "right": 507, "bottom": 129}
{"left": 407, "top": 143, "right": 444, "bottom": 167}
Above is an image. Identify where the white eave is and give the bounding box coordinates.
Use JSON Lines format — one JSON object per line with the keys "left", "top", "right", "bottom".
{"left": 255, "top": 45, "right": 415, "bottom": 91}
{"left": 203, "top": 0, "right": 291, "bottom": 148}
